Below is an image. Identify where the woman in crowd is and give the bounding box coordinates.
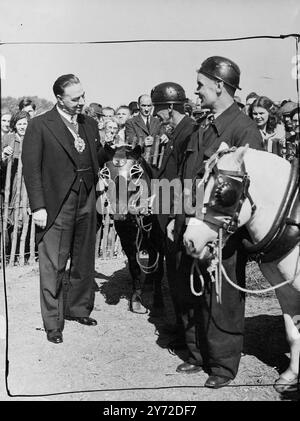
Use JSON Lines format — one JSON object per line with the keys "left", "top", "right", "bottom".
{"left": 1, "top": 107, "right": 12, "bottom": 140}
{"left": 249, "top": 96, "right": 285, "bottom": 156}
{"left": 2, "top": 110, "right": 30, "bottom": 227}
{"left": 101, "top": 117, "right": 120, "bottom": 146}
{"left": 1, "top": 108, "right": 13, "bottom": 197}
{"left": 285, "top": 106, "right": 300, "bottom": 162}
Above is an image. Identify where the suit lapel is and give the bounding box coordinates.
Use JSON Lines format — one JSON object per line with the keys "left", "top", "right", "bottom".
{"left": 44, "top": 107, "right": 77, "bottom": 165}
{"left": 149, "top": 116, "right": 158, "bottom": 134}
{"left": 135, "top": 114, "right": 148, "bottom": 134}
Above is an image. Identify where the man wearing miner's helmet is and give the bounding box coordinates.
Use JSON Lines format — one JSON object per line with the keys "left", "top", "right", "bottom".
{"left": 167, "top": 56, "right": 263, "bottom": 388}
{"left": 150, "top": 82, "right": 197, "bottom": 347}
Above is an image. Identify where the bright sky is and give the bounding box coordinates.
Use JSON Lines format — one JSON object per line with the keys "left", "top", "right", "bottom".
{"left": 0, "top": 0, "right": 299, "bottom": 108}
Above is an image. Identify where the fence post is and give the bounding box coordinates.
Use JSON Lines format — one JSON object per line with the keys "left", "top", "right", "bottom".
{"left": 9, "top": 152, "right": 23, "bottom": 266}
{"left": 3, "top": 159, "right": 12, "bottom": 241}
{"left": 28, "top": 215, "right": 36, "bottom": 265}
{"left": 101, "top": 211, "right": 110, "bottom": 259}
{"left": 95, "top": 223, "right": 102, "bottom": 259}
{"left": 19, "top": 182, "right": 29, "bottom": 265}
{"left": 109, "top": 223, "right": 116, "bottom": 258}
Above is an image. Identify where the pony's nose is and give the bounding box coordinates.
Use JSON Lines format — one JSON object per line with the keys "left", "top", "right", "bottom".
{"left": 184, "top": 238, "right": 195, "bottom": 254}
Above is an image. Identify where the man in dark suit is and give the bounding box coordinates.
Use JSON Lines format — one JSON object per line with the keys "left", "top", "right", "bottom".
{"left": 22, "top": 74, "right": 102, "bottom": 344}
{"left": 125, "top": 94, "right": 161, "bottom": 157}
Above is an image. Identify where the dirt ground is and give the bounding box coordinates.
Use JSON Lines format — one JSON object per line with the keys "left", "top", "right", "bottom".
{"left": 0, "top": 257, "right": 299, "bottom": 402}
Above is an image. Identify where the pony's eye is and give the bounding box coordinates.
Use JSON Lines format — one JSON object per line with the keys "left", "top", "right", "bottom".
{"left": 215, "top": 182, "right": 238, "bottom": 207}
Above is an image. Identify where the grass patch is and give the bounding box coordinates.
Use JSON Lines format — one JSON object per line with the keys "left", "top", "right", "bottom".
{"left": 245, "top": 260, "right": 275, "bottom": 298}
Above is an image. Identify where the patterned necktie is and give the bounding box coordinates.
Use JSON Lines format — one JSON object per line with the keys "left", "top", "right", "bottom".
{"left": 70, "top": 115, "right": 86, "bottom": 153}
{"left": 71, "top": 114, "right": 78, "bottom": 128}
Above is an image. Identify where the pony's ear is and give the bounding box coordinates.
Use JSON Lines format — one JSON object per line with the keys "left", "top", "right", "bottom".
{"left": 130, "top": 145, "right": 142, "bottom": 160}
{"left": 235, "top": 144, "right": 249, "bottom": 164}
{"left": 218, "top": 141, "right": 229, "bottom": 152}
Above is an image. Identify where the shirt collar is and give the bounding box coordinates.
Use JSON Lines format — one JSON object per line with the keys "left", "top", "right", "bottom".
{"left": 212, "top": 102, "right": 240, "bottom": 136}
{"left": 56, "top": 105, "right": 77, "bottom": 123}
{"left": 172, "top": 115, "right": 191, "bottom": 138}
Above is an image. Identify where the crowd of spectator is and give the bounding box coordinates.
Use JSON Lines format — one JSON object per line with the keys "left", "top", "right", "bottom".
{"left": 0, "top": 92, "right": 299, "bottom": 262}
{"left": 2, "top": 93, "right": 299, "bottom": 163}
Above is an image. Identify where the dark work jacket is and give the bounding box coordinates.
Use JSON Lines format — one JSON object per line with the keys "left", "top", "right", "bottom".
{"left": 151, "top": 116, "right": 197, "bottom": 233}
{"left": 22, "top": 106, "right": 102, "bottom": 243}
{"left": 154, "top": 116, "right": 196, "bottom": 180}
{"left": 174, "top": 102, "right": 263, "bottom": 243}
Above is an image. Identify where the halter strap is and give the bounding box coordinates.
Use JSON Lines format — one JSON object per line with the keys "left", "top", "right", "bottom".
{"left": 194, "top": 148, "right": 256, "bottom": 235}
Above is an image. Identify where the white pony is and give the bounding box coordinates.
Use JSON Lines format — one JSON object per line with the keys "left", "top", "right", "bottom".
{"left": 183, "top": 144, "right": 300, "bottom": 393}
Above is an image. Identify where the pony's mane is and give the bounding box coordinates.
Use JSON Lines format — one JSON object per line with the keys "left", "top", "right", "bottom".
{"left": 218, "top": 147, "right": 291, "bottom": 173}
{"left": 218, "top": 147, "right": 292, "bottom": 201}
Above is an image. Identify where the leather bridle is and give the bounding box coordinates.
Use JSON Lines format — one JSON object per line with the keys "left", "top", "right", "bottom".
{"left": 194, "top": 147, "right": 256, "bottom": 238}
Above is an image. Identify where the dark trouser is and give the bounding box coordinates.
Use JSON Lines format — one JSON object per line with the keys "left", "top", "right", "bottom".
{"left": 144, "top": 216, "right": 164, "bottom": 301}
{"left": 164, "top": 235, "right": 183, "bottom": 326}
{"left": 177, "top": 228, "right": 248, "bottom": 379}
{"left": 38, "top": 184, "right": 96, "bottom": 332}
{"left": 114, "top": 217, "right": 142, "bottom": 289}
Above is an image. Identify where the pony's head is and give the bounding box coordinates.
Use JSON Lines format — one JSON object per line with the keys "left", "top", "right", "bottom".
{"left": 97, "top": 144, "right": 153, "bottom": 220}
{"left": 183, "top": 143, "right": 254, "bottom": 259}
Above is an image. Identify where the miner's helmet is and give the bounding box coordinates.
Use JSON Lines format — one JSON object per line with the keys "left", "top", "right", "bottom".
{"left": 198, "top": 56, "right": 241, "bottom": 91}
{"left": 151, "top": 82, "right": 187, "bottom": 106}
{"left": 280, "top": 100, "right": 298, "bottom": 116}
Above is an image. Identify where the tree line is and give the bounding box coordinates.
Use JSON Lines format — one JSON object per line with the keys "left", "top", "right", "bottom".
{"left": 2, "top": 96, "right": 54, "bottom": 114}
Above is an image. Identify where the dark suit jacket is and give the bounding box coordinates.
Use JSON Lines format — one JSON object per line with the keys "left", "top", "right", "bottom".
{"left": 22, "top": 106, "right": 101, "bottom": 243}
{"left": 125, "top": 114, "right": 161, "bottom": 145}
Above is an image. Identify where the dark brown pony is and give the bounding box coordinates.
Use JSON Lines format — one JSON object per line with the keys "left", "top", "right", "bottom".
{"left": 97, "top": 144, "right": 165, "bottom": 314}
